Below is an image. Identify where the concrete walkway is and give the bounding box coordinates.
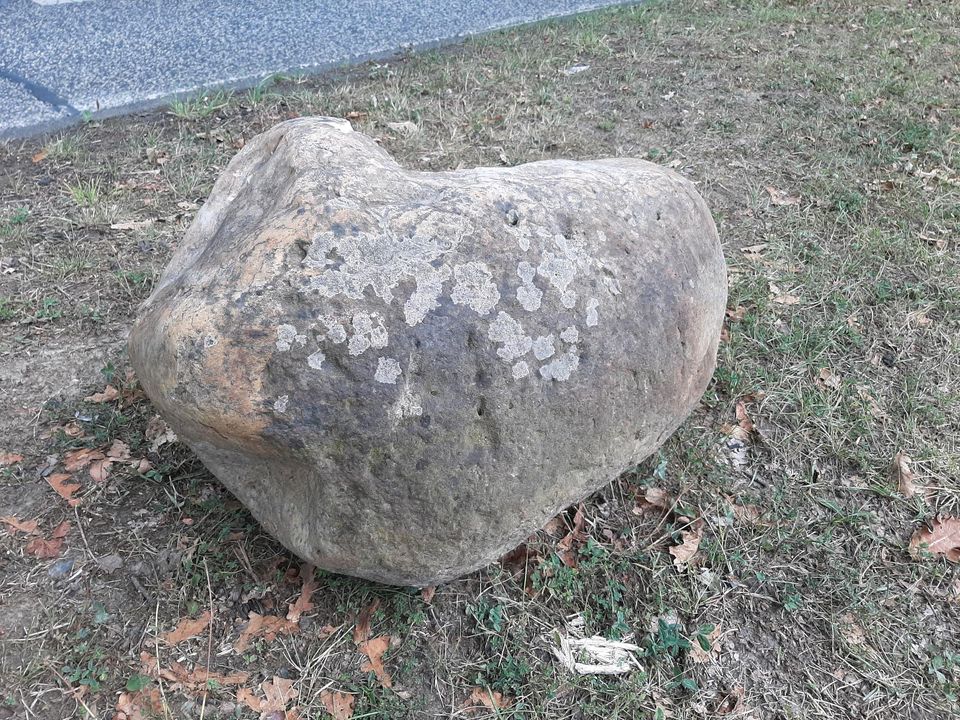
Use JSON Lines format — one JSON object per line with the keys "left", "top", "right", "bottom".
{"left": 0, "top": 0, "right": 628, "bottom": 139}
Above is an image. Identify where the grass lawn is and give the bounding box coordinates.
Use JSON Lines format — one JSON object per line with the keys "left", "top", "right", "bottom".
{"left": 1, "top": 0, "right": 959, "bottom": 718}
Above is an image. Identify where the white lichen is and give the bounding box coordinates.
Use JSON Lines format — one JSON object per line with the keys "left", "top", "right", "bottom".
{"left": 348, "top": 311, "right": 388, "bottom": 356}
{"left": 276, "top": 324, "right": 298, "bottom": 352}
{"left": 488, "top": 311, "right": 532, "bottom": 362}
{"left": 512, "top": 361, "right": 530, "bottom": 379}
{"left": 586, "top": 297, "right": 600, "bottom": 327}
{"left": 273, "top": 394, "right": 289, "bottom": 413}
{"left": 533, "top": 334, "right": 556, "bottom": 361}
{"left": 375, "top": 356, "right": 402, "bottom": 384}
{"left": 404, "top": 265, "right": 451, "bottom": 326}
{"left": 560, "top": 325, "right": 580, "bottom": 343}
{"left": 450, "top": 261, "right": 501, "bottom": 316}
{"left": 307, "top": 350, "right": 325, "bottom": 370}
{"left": 318, "top": 315, "right": 347, "bottom": 343}
{"left": 539, "top": 351, "right": 580, "bottom": 381}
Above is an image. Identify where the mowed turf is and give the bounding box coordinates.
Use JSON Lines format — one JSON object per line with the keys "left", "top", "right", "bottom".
{"left": 0, "top": 1, "right": 958, "bottom": 718}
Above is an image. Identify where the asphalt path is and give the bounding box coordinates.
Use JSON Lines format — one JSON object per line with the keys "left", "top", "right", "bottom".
{"left": 0, "top": 0, "right": 629, "bottom": 139}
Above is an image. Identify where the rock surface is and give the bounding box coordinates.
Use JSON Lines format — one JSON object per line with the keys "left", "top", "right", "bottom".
{"left": 128, "top": 117, "right": 727, "bottom": 586}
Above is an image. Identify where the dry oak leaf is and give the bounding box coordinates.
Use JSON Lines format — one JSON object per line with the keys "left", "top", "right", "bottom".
{"left": 358, "top": 634, "right": 393, "bottom": 688}
{"left": 31, "top": 148, "right": 48, "bottom": 163}
{"left": 24, "top": 521, "right": 70, "bottom": 558}
{"left": 768, "top": 281, "right": 800, "bottom": 305}
{"left": 633, "top": 487, "right": 673, "bottom": 515}
{"left": 557, "top": 504, "right": 588, "bottom": 568}
{"left": 817, "top": 367, "right": 842, "bottom": 390}
{"left": 114, "top": 687, "right": 163, "bottom": 720}
{"left": 238, "top": 678, "right": 302, "bottom": 720}
{"left": 890, "top": 451, "right": 916, "bottom": 499}
{"left": 85, "top": 385, "right": 120, "bottom": 403}
{"left": 669, "top": 520, "right": 703, "bottom": 569}
{"left": 421, "top": 586, "right": 437, "bottom": 604}
{"left": 234, "top": 611, "right": 299, "bottom": 653}
{"left": 107, "top": 439, "right": 131, "bottom": 461}
{"left": 909, "top": 516, "right": 960, "bottom": 562}
{"left": 64, "top": 447, "right": 106, "bottom": 473}
{"left": 353, "top": 598, "right": 381, "bottom": 644}
{"left": 765, "top": 186, "right": 801, "bottom": 206}
{"left": 286, "top": 564, "right": 317, "bottom": 624}
{"left": 462, "top": 687, "right": 512, "bottom": 714}
{"left": 45, "top": 472, "right": 82, "bottom": 506}
{"left": 140, "top": 652, "right": 248, "bottom": 694}
{"left": 163, "top": 610, "right": 211, "bottom": 646}
{"left": 320, "top": 689, "right": 356, "bottom": 720}
{"left": 0, "top": 515, "right": 39, "bottom": 534}
{"left": 0, "top": 451, "right": 24, "bottom": 467}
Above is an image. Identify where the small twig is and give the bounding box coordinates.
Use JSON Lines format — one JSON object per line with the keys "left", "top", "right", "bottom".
{"left": 72, "top": 505, "right": 97, "bottom": 563}
{"left": 154, "top": 602, "right": 173, "bottom": 720}
{"left": 199, "top": 558, "right": 215, "bottom": 720}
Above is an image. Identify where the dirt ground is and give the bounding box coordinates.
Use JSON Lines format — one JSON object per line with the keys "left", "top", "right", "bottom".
{"left": 1, "top": 1, "right": 958, "bottom": 718}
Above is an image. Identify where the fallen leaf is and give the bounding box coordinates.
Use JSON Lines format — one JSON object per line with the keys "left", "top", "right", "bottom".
{"left": 462, "top": 687, "right": 512, "bottom": 714}
{"left": 110, "top": 220, "right": 155, "bottom": 231}
{"left": 644, "top": 487, "right": 672, "bottom": 510}
{"left": 421, "top": 586, "right": 436, "bottom": 604}
{"left": 817, "top": 367, "right": 842, "bottom": 390}
{"left": 856, "top": 385, "right": 886, "bottom": 419}
{"left": 0, "top": 451, "right": 24, "bottom": 467}
{"left": 768, "top": 281, "right": 800, "bottom": 305}
{"left": 735, "top": 401, "right": 754, "bottom": 437}
{"left": 25, "top": 521, "right": 71, "bottom": 558}
{"left": 145, "top": 416, "right": 178, "bottom": 453}
{"left": 64, "top": 447, "right": 106, "bottom": 472}
{"left": 32, "top": 149, "right": 48, "bottom": 163}
{"left": 765, "top": 186, "right": 801, "bottom": 206}
{"left": 713, "top": 686, "right": 745, "bottom": 715}
{"left": 689, "top": 624, "right": 722, "bottom": 663}
{"left": 89, "top": 458, "right": 114, "bottom": 483}
{"left": 234, "top": 612, "right": 299, "bottom": 653}
{"left": 669, "top": 520, "right": 703, "bottom": 568}
{"left": 353, "top": 598, "right": 381, "bottom": 644}
{"left": 237, "top": 687, "right": 263, "bottom": 713}
{"left": 386, "top": 120, "right": 418, "bottom": 135}
{"left": 0, "top": 515, "right": 39, "bottom": 534}
{"left": 46, "top": 472, "right": 82, "bottom": 506}
{"left": 543, "top": 515, "right": 565, "bottom": 536}
{"left": 890, "top": 451, "right": 916, "bottom": 499}
{"left": 500, "top": 542, "right": 538, "bottom": 574}
{"left": 319, "top": 689, "right": 355, "bottom": 719}
{"left": 85, "top": 385, "right": 119, "bottom": 403}
{"left": 286, "top": 564, "right": 317, "bottom": 623}
{"left": 163, "top": 611, "right": 211, "bottom": 646}
{"left": 358, "top": 634, "right": 393, "bottom": 688}
{"left": 345, "top": 110, "right": 367, "bottom": 121}
{"left": 731, "top": 503, "right": 764, "bottom": 525}
{"left": 261, "top": 677, "right": 299, "bottom": 718}
{"left": 838, "top": 612, "right": 866, "bottom": 646}
{"left": 557, "top": 504, "right": 588, "bottom": 568}
{"left": 107, "top": 439, "right": 131, "bottom": 460}
{"left": 909, "top": 516, "right": 960, "bottom": 562}
{"left": 114, "top": 687, "right": 163, "bottom": 720}
{"left": 140, "top": 652, "right": 248, "bottom": 694}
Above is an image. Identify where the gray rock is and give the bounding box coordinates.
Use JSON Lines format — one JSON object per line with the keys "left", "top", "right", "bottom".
{"left": 128, "top": 117, "right": 726, "bottom": 586}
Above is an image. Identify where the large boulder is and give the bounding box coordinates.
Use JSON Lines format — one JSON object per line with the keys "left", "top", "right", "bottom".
{"left": 129, "top": 117, "right": 726, "bottom": 586}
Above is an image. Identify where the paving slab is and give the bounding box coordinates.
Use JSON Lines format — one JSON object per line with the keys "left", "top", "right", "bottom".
{"left": 0, "top": 0, "right": 629, "bottom": 139}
